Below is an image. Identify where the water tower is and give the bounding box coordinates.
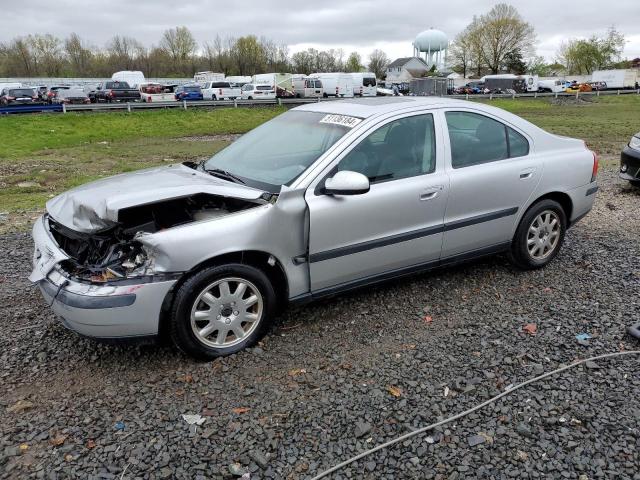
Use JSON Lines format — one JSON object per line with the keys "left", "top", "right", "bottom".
{"left": 413, "top": 28, "right": 449, "bottom": 70}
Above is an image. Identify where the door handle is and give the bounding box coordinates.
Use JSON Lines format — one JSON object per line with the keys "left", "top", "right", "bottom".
{"left": 519, "top": 168, "right": 535, "bottom": 179}
{"left": 420, "top": 185, "right": 444, "bottom": 201}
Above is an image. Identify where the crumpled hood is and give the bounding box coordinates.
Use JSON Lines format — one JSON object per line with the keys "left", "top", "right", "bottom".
{"left": 46, "top": 164, "right": 265, "bottom": 233}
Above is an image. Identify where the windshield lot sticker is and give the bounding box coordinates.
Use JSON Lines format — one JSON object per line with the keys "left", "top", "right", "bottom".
{"left": 320, "top": 114, "right": 362, "bottom": 128}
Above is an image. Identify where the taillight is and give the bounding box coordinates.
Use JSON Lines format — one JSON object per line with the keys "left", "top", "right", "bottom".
{"left": 148, "top": 96, "right": 152, "bottom": 102}
{"left": 108, "top": 90, "right": 114, "bottom": 97}
{"left": 591, "top": 151, "right": 599, "bottom": 183}
{"left": 7, "top": 96, "right": 15, "bottom": 100}
{"left": 219, "top": 89, "right": 222, "bottom": 95}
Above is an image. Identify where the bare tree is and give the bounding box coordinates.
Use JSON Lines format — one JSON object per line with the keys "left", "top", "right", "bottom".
{"left": 65, "top": 33, "right": 93, "bottom": 76}
{"left": 476, "top": 4, "right": 535, "bottom": 74}
{"left": 368, "top": 49, "right": 389, "bottom": 78}
{"left": 160, "top": 26, "right": 197, "bottom": 75}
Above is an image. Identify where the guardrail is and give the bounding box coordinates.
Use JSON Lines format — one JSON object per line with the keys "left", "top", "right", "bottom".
{"left": 2, "top": 88, "right": 639, "bottom": 115}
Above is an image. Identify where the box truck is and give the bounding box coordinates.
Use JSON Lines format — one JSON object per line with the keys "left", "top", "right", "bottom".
{"left": 592, "top": 70, "right": 639, "bottom": 90}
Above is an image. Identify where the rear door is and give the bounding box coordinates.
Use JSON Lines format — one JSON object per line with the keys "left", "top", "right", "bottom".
{"left": 440, "top": 109, "right": 540, "bottom": 259}
{"left": 305, "top": 112, "right": 449, "bottom": 291}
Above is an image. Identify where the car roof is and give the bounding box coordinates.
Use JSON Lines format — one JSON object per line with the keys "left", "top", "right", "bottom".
{"left": 293, "top": 96, "right": 547, "bottom": 137}
{"left": 293, "top": 96, "right": 471, "bottom": 118}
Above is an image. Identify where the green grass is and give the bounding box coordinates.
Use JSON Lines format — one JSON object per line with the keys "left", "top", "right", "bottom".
{"left": 0, "top": 107, "right": 285, "bottom": 160}
{"left": 480, "top": 95, "right": 640, "bottom": 157}
{"left": 1, "top": 97, "right": 639, "bottom": 232}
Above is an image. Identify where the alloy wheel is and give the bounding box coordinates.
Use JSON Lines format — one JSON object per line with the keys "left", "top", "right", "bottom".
{"left": 527, "top": 210, "right": 561, "bottom": 260}
{"left": 190, "top": 277, "right": 263, "bottom": 348}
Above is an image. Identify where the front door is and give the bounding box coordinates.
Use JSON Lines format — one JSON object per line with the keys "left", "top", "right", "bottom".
{"left": 305, "top": 112, "right": 449, "bottom": 292}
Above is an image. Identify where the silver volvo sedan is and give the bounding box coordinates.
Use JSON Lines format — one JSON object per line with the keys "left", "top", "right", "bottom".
{"left": 30, "top": 97, "right": 599, "bottom": 360}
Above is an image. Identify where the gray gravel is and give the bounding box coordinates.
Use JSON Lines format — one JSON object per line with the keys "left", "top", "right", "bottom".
{"left": 1, "top": 168, "right": 639, "bottom": 479}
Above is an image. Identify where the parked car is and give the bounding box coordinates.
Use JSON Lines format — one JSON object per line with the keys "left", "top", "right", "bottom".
{"left": 53, "top": 89, "right": 91, "bottom": 105}
{"left": 174, "top": 84, "right": 204, "bottom": 101}
{"left": 620, "top": 132, "right": 640, "bottom": 187}
{"left": 292, "top": 76, "right": 323, "bottom": 98}
{"left": 240, "top": 83, "right": 276, "bottom": 100}
{"left": 252, "top": 73, "right": 294, "bottom": 98}
{"left": 139, "top": 83, "right": 177, "bottom": 103}
{"left": 89, "top": 81, "right": 140, "bottom": 103}
{"left": 30, "top": 97, "right": 598, "bottom": 360}
{"left": 201, "top": 81, "right": 241, "bottom": 100}
{"left": 0, "top": 87, "right": 41, "bottom": 106}
{"left": 46, "top": 85, "right": 71, "bottom": 104}
{"left": 34, "top": 85, "right": 49, "bottom": 102}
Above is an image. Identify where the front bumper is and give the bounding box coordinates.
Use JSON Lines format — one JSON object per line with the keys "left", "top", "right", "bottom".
{"left": 620, "top": 146, "right": 640, "bottom": 182}
{"left": 30, "top": 216, "right": 177, "bottom": 339}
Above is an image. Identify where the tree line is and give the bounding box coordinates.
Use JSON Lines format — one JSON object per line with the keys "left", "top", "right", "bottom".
{"left": 449, "top": 3, "right": 630, "bottom": 77}
{"left": 0, "top": 26, "right": 390, "bottom": 79}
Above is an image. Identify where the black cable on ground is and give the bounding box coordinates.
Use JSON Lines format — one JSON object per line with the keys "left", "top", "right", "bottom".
{"left": 311, "top": 350, "right": 640, "bottom": 480}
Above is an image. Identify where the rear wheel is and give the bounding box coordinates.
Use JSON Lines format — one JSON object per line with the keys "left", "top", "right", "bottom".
{"left": 211, "top": 94, "right": 217, "bottom": 100}
{"left": 508, "top": 199, "right": 566, "bottom": 270}
{"left": 170, "top": 264, "right": 276, "bottom": 361}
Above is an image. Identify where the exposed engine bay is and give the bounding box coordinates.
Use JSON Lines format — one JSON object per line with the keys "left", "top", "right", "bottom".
{"left": 49, "top": 194, "right": 263, "bottom": 283}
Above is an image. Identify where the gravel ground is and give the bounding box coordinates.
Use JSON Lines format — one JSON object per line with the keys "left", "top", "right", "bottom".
{"left": 1, "top": 168, "right": 639, "bottom": 480}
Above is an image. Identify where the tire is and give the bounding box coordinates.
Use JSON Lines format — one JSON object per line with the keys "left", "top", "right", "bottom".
{"left": 211, "top": 95, "right": 217, "bottom": 101}
{"left": 170, "top": 264, "right": 277, "bottom": 361}
{"left": 508, "top": 199, "right": 567, "bottom": 270}
{"left": 248, "top": 96, "right": 253, "bottom": 100}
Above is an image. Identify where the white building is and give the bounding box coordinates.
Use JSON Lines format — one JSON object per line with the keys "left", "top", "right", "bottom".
{"left": 385, "top": 57, "right": 431, "bottom": 85}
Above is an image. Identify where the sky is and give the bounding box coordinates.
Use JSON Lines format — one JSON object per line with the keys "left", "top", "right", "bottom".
{"left": 1, "top": 0, "right": 639, "bottom": 63}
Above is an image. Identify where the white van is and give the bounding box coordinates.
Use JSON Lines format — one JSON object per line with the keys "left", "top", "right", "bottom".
{"left": 240, "top": 84, "right": 276, "bottom": 100}
{"left": 201, "top": 81, "right": 241, "bottom": 100}
{"left": 310, "top": 73, "right": 354, "bottom": 98}
{"left": 349, "top": 72, "right": 377, "bottom": 97}
{"left": 292, "top": 76, "right": 323, "bottom": 98}
{"left": 112, "top": 71, "right": 145, "bottom": 88}
{"left": 538, "top": 79, "right": 565, "bottom": 93}
{"left": 252, "top": 73, "right": 294, "bottom": 97}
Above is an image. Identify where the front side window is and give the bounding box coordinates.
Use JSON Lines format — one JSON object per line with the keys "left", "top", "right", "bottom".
{"left": 203, "top": 111, "right": 353, "bottom": 192}
{"left": 337, "top": 114, "right": 436, "bottom": 183}
{"left": 445, "top": 111, "right": 529, "bottom": 168}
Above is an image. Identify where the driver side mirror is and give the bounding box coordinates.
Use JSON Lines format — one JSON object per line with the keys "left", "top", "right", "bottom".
{"left": 324, "top": 170, "right": 370, "bottom": 196}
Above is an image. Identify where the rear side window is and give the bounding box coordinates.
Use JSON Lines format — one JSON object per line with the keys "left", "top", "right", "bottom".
{"left": 445, "top": 111, "right": 529, "bottom": 168}
{"left": 257, "top": 86, "right": 272, "bottom": 90}
{"left": 507, "top": 128, "right": 529, "bottom": 157}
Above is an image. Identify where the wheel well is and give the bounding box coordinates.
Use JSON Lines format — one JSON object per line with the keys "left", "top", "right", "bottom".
{"left": 158, "top": 251, "right": 289, "bottom": 339}
{"left": 529, "top": 192, "right": 573, "bottom": 222}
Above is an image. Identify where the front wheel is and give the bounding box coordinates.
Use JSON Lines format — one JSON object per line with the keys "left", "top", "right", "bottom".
{"left": 508, "top": 199, "right": 566, "bottom": 270}
{"left": 170, "top": 264, "right": 277, "bottom": 361}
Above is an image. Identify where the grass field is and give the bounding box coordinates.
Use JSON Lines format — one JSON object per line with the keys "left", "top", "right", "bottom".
{"left": 0, "top": 96, "right": 638, "bottom": 232}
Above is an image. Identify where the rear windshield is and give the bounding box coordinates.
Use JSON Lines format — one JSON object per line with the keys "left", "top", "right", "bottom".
{"left": 363, "top": 77, "right": 377, "bottom": 87}
{"left": 211, "top": 82, "right": 231, "bottom": 88}
{"left": 105, "top": 81, "right": 131, "bottom": 89}
{"left": 183, "top": 86, "right": 201, "bottom": 92}
{"left": 8, "top": 89, "right": 35, "bottom": 96}
{"left": 257, "top": 85, "right": 272, "bottom": 90}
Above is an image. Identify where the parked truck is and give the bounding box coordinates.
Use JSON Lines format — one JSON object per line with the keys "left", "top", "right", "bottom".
{"left": 349, "top": 72, "right": 377, "bottom": 96}
{"left": 592, "top": 69, "right": 639, "bottom": 90}
{"left": 89, "top": 81, "right": 140, "bottom": 103}
{"left": 201, "top": 81, "right": 241, "bottom": 100}
{"left": 139, "top": 83, "right": 177, "bottom": 103}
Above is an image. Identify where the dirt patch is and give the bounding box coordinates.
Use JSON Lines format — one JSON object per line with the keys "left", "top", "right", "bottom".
{"left": 174, "top": 134, "right": 241, "bottom": 142}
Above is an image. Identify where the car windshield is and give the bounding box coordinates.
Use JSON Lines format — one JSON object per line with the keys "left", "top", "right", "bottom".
{"left": 256, "top": 86, "right": 272, "bottom": 90}
{"left": 203, "top": 111, "right": 353, "bottom": 192}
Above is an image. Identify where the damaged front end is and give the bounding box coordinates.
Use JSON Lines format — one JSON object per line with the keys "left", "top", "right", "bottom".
{"left": 48, "top": 193, "right": 264, "bottom": 283}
